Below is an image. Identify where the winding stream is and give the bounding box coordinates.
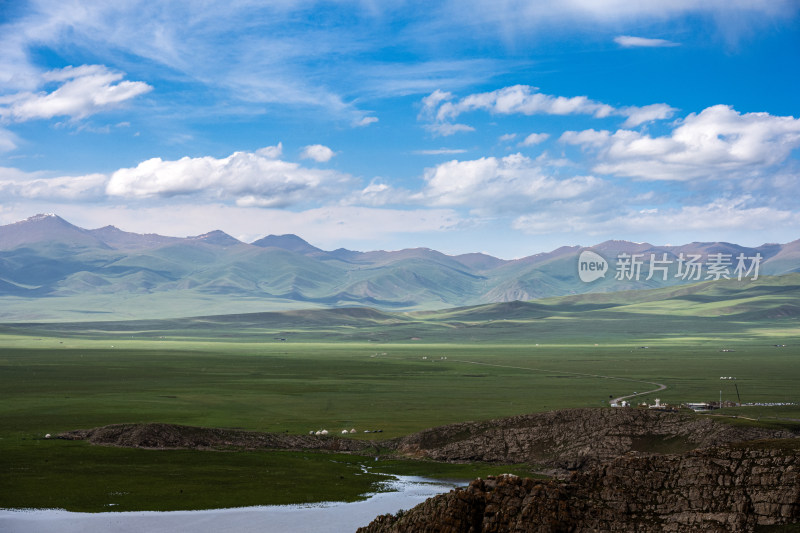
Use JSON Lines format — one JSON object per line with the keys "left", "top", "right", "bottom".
{"left": 0, "top": 475, "right": 459, "bottom": 533}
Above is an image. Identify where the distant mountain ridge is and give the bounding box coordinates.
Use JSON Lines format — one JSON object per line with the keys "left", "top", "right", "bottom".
{"left": 0, "top": 213, "right": 798, "bottom": 319}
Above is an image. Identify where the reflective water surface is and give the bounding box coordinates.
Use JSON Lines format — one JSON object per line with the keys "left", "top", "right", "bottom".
{"left": 0, "top": 475, "right": 458, "bottom": 533}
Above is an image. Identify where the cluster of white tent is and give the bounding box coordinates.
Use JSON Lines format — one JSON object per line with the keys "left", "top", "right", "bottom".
{"left": 309, "top": 428, "right": 358, "bottom": 435}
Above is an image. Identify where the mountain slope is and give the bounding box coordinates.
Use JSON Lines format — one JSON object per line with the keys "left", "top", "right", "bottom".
{"left": 0, "top": 214, "right": 109, "bottom": 250}
{"left": 251, "top": 234, "right": 324, "bottom": 255}
{"left": 0, "top": 214, "right": 797, "bottom": 320}
{"left": 4, "top": 274, "right": 799, "bottom": 339}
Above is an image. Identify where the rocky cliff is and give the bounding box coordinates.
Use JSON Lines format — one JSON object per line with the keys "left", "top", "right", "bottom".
{"left": 360, "top": 440, "right": 800, "bottom": 533}
{"left": 390, "top": 408, "right": 797, "bottom": 471}
{"left": 60, "top": 409, "right": 796, "bottom": 470}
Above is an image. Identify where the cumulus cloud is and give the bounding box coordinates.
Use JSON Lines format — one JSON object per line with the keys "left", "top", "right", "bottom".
{"left": 106, "top": 149, "right": 351, "bottom": 207}
{"left": 355, "top": 116, "right": 379, "bottom": 127}
{"left": 614, "top": 35, "right": 680, "bottom": 48}
{"left": 562, "top": 105, "right": 800, "bottom": 181}
{"left": 300, "top": 144, "right": 336, "bottom": 163}
{"left": 420, "top": 89, "right": 455, "bottom": 119}
{"left": 348, "top": 180, "right": 404, "bottom": 207}
{"left": 418, "top": 90, "right": 477, "bottom": 136}
{"left": 519, "top": 132, "right": 550, "bottom": 146}
{"left": 0, "top": 65, "right": 152, "bottom": 122}
{"left": 434, "top": 85, "right": 614, "bottom": 122}
{"left": 256, "top": 143, "right": 283, "bottom": 159}
{"left": 620, "top": 103, "right": 677, "bottom": 128}
{"left": 416, "top": 153, "right": 606, "bottom": 213}
{"left": 560, "top": 129, "right": 611, "bottom": 147}
{"left": 420, "top": 85, "right": 675, "bottom": 135}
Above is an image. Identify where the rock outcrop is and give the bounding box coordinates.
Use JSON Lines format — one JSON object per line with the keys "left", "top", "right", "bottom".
{"left": 390, "top": 408, "right": 797, "bottom": 471}
{"left": 58, "top": 423, "right": 371, "bottom": 452}
{"left": 359, "top": 440, "right": 800, "bottom": 533}
{"left": 60, "top": 409, "right": 797, "bottom": 470}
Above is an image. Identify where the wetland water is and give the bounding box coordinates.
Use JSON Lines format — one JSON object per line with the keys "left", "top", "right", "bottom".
{"left": 0, "top": 475, "right": 458, "bottom": 533}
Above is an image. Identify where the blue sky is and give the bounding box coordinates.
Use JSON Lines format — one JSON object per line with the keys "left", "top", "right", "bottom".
{"left": 1, "top": 1, "right": 799, "bottom": 258}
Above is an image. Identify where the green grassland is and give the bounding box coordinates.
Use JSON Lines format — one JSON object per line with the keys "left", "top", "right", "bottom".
{"left": 1, "top": 276, "right": 799, "bottom": 511}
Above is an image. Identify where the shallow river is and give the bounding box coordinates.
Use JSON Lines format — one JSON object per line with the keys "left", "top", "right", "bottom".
{"left": 0, "top": 475, "right": 458, "bottom": 533}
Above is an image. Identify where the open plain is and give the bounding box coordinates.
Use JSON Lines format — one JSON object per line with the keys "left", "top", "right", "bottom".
{"left": 1, "top": 275, "right": 799, "bottom": 513}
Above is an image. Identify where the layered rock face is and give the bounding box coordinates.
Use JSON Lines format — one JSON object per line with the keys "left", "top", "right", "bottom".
{"left": 360, "top": 441, "right": 800, "bottom": 533}
{"left": 391, "top": 408, "right": 796, "bottom": 471}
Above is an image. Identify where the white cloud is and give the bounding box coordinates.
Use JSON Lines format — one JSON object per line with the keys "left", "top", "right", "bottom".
{"left": 358, "top": 59, "right": 502, "bottom": 100}
{"left": 0, "top": 21, "right": 44, "bottom": 92}
{"left": 416, "top": 153, "right": 605, "bottom": 213}
{"left": 0, "top": 2, "right": 399, "bottom": 127}
{"left": 614, "top": 35, "right": 680, "bottom": 48}
{"left": 0, "top": 169, "right": 108, "bottom": 201}
{"left": 519, "top": 132, "right": 550, "bottom": 146}
{"left": 562, "top": 105, "right": 800, "bottom": 181}
{"left": 0, "top": 65, "right": 152, "bottom": 122}
{"left": 560, "top": 129, "right": 611, "bottom": 147}
{"left": 620, "top": 103, "right": 677, "bottom": 128}
{"left": 426, "top": 122, "right": 476, "bottom": 137}
{"left": 300, "top": 144, "right": 336, "bottom": 163}
{"left": 349, "top": 180, "right": 404, "bottom": 207}
{"left": 499, "top": 133, "right": 517, "bottom": 142}
{"left": 0, "top": 128, "right": 18, "bottom": 152}
{"left": 616, "top": 201, "right": 800, "bottom": 232}
{"left": 355, "top": 116, "right": 379, "bottom": 127}
{"left": 2, "top": 0, "right": 794, "bottom": 134}
{"left": 106, "top": 149, "right": 351, "bottom": 206}
{"left": 442, "top": 1, "right": 797, "bottom": 41}
{"left": 256, "top": 143, "right": 283, "bottom": 159}
{"left": 513, "top": 199, "right": 800, "bottom": 236}
{"left": 420, "top": 85, "right": 675, "bottom": 135}
{"left": 434, "top": 85, "right": 615, "bottom": 122}
{"left": 420, "top": 89, "right": 454, "bottom": 119}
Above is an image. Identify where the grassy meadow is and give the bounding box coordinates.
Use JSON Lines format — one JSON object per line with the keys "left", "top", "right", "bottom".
{"left": 1, "top": 276, "right": 799, "bottom": 511}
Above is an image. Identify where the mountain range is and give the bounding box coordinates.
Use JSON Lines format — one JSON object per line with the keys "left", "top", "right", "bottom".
{"left": 1, "top": 213, "right": 798, "bottom": 321}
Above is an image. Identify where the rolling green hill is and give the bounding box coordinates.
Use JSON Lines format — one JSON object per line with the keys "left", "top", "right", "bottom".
{"left": 3, "top": 274, "right": 798, "bottom": 344}
{"left": 1, "top": 214, "right": 798, "bottom": 320}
